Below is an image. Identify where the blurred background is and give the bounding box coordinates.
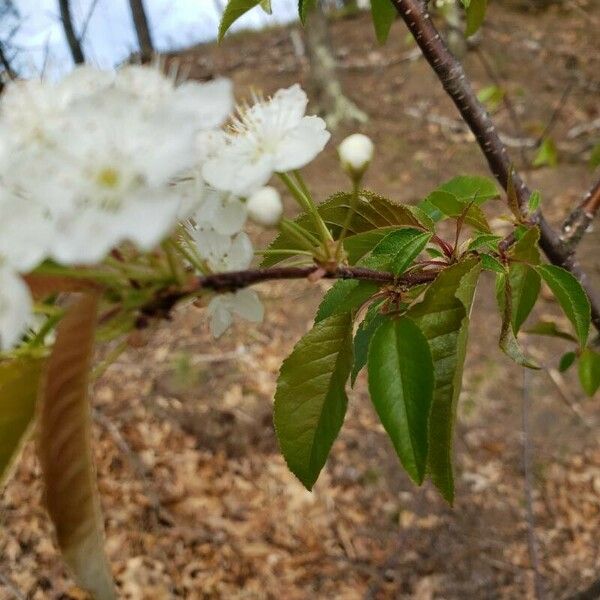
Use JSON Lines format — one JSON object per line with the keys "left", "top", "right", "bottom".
{"left": 1, "top": 1, "right": 599, "bottom": 598}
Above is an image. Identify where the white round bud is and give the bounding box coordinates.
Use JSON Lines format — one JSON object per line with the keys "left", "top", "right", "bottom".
{"left": 247, "top": 186, "right": 283, "bottom": 227}
{"left": 338, "top": 133, "right": 374, "bottom": 178}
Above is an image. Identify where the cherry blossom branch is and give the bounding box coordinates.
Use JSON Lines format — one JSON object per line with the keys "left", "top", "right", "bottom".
{"left": 389, "top": 0, "right": 600, "bottom": 332}
{"left": 139, "top": 265, "right": 439, "bottom": 321}
{"left": 560, "top": 177, "right": 600, "bottom": 249}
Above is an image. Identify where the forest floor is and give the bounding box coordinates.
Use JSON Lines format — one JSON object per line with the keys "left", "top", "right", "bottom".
{"left": 2, "top": 2, "right": 600, "bottom": 599}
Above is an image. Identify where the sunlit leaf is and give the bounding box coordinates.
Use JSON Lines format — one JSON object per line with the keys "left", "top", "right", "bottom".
{"left": 274, "top": 313, "right": 353, "bottom": 489}
{"left": 509, "top": 226, "right": 540, "bottom": 265}
{"left": 533, "top": 137, "right": 558, "bottom": 168}
{"left": 368, "top": 317, "right": 434, "bottom": 483}
{"left": 364, "top": 228, "right": 432, "bottom": 274}
{"left": 426, "top": 190, "right": 492, "bottom": 233}
{"left": 37, "top": 294, "right": 116, "bottom": 600}
{"left": 477, "top": 85, "right": 505, "bottom": 110}
{"left": 536, "top": 265, "right": 590, "bottom": 348}
{"left": 407, "top": 258, "right": 481, "bottom": 503}
{"left": 0, "top": 358, "right": 44, "bottom": 487}
{"left": 219, "top": 0, "right": 263, "bottom": 41}
{"left": 262, "top": 191, "right": 429, "bottom": 267}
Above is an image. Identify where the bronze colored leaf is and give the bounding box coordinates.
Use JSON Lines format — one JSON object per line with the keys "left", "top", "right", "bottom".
{"left": 37, "top": 294, "right": 116, "bottom": 600}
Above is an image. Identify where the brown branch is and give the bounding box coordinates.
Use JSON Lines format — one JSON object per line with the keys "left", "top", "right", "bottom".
{"left": 59, "top": 0, "right": 85, "bottom": 65}
{"left": 389, "top": 0, "right": 600, "bottom": 332}
{"left": 561, "top": 177, "right": 600, "bottom": 249}
{"left": 139, "top": 265, "right": 439, "bottom": 321}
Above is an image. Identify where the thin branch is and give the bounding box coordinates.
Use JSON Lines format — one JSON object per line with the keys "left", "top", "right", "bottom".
{"left": 58, "top": 0, "right": 85, "bottom": 64}
{"left": 535, "top": 82, "right": 573, "bottom": 149}
{"left": 79, "top": 0, "right": 100, "bottom": 42}
{"left": 389, "top": 0, "right": 600, "bottom": 333}
{"left": 139, "top": 265, "right": 439, "bottom": 321}
{"left": 561, "top": 177, "right": 600, "bottom": 249}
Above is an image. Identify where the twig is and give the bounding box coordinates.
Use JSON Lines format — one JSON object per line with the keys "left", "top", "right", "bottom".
{"left": 139, "top": 265, "right": 439, "bottom": 321}
{"left": 560, "top": 177, "right": 600, "bottom": 249}
{"left": 535, "top": 82, "right": 574, "bottom": 148}
{"left": 522, "top": 369, "right": 544, "bottom": 600}
{"left": 473, "top": 46, "right": 530, "bottom": 166}
{"left": 389, "top": 0, "right": 600, "bottom": 333}
{"left": 79, "top": 0, "right": 101, "bottom": 42}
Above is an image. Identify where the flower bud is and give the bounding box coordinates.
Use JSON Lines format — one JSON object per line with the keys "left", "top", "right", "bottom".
{"left": 338, "top": 133, "right": 374, "bottom": 179}
{"left": 247, "top": 186, "right": 283, "bottom": 227}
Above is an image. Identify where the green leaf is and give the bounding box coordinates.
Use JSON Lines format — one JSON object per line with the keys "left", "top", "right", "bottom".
{"left": 496, "top": 273, "right": 539, "bottom": 368}
{"left": 299, "top": 0, "right": 317, "bottom": 23}
{"left": 480, "top": 254, "right": 505, "bottom": 274}
{"left": 526, "top": 321, "right": 577, "bottom": 343}
{"left": 508, "top": 264, "right": 541, "bottom": 333}
{"left": 0, "top": 358, "right": 44, "bottom": 487}
{"left": 477, "top": 85, "right": 505, "bottom": 110}
{"left": 37, "top": 294, "right": 116, "bottom": 600}
{"left": 438, "top": 175, "right": 499, "bottom": 204}
{"left": 370, "top": 0, "right": 396, "bottom": 44}
{"left": 464, "top": 0, "right": 487, "bottom": 36}
{"left": 365, "top": 228, "right": 432, "bottom": 274}
{"left": 259, "top": 0, "right": 272, "bottom": 12}
{"left": 315, "top": 280, "right": 379, "bottom": 323}
{"left": 219, "top": 0, "right": 262, "bottom": 41}
{"left": 274, "top": 313, "right": 353, "bottom": 489}
{"left": 528, "top": 190, "right": 541, "bottom": 214}
{"left": 407, "top": 258, "right": 481, "bottom": 503}
{"left": 533, "top": 137, "right": 558, "bottom": 168}
{"left": 262, "top": 191, "right": 429, "bottom": 267}
{"left": 578, "top": 348, "right": 600, "bottom": 396}
{"left": 468, "top": 233, "right": 502, "bottom": 251}
{"left": 351, "top": 303, "right": 385, "bottom": 386}
{"left": 509, "top": 226, "right": 541, "bottom": 265}
{"left": 559, "top": 351, "right": 577, "bottom": 372}
{"left": 343, "top": 227, "right": 400, "bottom": 264}
{"left": 368, "top": 317, "right": 434, "bottom": 484}
{"left": 426, "top": 190, "right": 492, "bottom": 233}
{"left": 536, "top": 265, "right": 590, "bottom": 348}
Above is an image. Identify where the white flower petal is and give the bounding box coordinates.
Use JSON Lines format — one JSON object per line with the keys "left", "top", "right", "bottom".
{"left": 227, "top": 232, "right": 254, "bottom": 271}
{"left": 0, "top": 269, "right": 33, "bottom": 351}
{"left": 207, "top": 295, "right": 234, "bottom": 338}
{"left": 173, "top": 78, "right": 234, "bottom": 130}
{"left": 231, "top": 289, "right": 264, "bottom": 323}
{"left": 273, "top": 116, "right": 331, "bottom": 172}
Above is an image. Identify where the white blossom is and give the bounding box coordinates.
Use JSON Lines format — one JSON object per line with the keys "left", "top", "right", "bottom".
{"left": 0, "top": 268, "right": 33, "bottom": 351}
{"left": 207, "top": 289, "right": 264, "bottom": 338}
{"left": 0, "top": 66, "right": 234, "bottom": 267}
{"left": 192, "top": 229, "right": 254, "bottom": 273}
{"left": 247, "top": 186, "right": 283, "bottom": 227}
{"left": 338, "top": 133, "right": 374, "bottom": 177}
{"left": 202, "top": 85, "right": 330, "bottom": 196}
{"left": 193, "top": 189, "right": 247, "bottom": 236}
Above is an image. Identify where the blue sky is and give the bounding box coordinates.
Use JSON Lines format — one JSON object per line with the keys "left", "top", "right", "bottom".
{"left": 4, "top": 0, "right": 299, "bottom": 77}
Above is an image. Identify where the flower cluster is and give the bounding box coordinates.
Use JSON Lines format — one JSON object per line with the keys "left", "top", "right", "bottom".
{"left": 0, "top": 66, "right": 331, "bottom": 349}
{"left": 184, "top": 84, "right": 330, "bottom": 337}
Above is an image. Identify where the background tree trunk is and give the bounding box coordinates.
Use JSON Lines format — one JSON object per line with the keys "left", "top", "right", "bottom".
{"left": 59, "top": 0, "right": 85, "bottom": 64}
{"left": 128, "top": 0, "right": 154, "bottom": 64}
{"left": 304, "top": 1, "right": 367, "bottom": 129}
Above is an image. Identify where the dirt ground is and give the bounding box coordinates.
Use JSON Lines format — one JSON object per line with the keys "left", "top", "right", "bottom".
{"left": 1, "top": 3, "right": 600, "bottom": 599}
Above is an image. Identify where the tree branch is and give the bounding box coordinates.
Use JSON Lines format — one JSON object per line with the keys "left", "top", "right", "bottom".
{"left": 139, "top": 265, "right": 439, "bottom": 321}
{"left": 561, "top": 177, "right": 600, "bottom": 249}
{"left": 390, "top": 0, "right": 600, "bottom": 332}
{"left": 565, "top": 577, "right": 600, "bottom": 600}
